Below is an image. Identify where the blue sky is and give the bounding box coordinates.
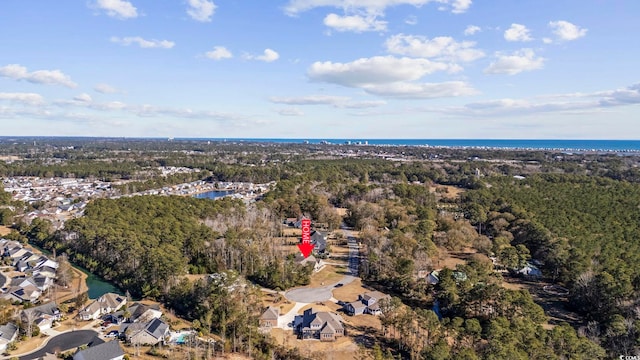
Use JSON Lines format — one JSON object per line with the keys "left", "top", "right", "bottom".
{"left": 1, "top": 0, "right": 639, "bottom": 139}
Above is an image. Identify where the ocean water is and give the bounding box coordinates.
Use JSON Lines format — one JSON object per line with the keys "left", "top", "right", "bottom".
{"left": 185, "top": 138, "right": 640, "bottom": 152}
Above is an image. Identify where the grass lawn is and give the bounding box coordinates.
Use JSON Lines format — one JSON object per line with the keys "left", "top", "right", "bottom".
{"left": 272, "top": 328, "right": 359, "bottom": 360}
{"left": 332, "top": 278, "right": 368, "bottom": 303}
{"left": 308, "top": 265, "right": 344, "bottom": 287}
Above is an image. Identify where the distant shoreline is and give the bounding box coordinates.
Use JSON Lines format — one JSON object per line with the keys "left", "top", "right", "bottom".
{"left": 2, "top": 136, "right": 640, "bottom": 152}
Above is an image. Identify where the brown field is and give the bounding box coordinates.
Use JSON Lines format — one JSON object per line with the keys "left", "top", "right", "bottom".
{"left": 271, "top": 328, "right": 359, "bottom": 360}
{"left": 434, "top": 246, "right": 478, "bottom": 270}
{"left": 281, "top": 227, "right": 301, "bottom": 237}
{"left": 335, "top": 208, "right": 348, "bottom": 217}
{"left": 429, "top": 185, "right": 465, "bottom": 199}
{"left": 332, "top": 278, "right": 368, "bottom": 303}
{"left": 308, "top": 265, "right": 345, "bottom": 288}
{"left": 0, "top": 225, "right": 10, "bottom": 236}
{"left": 262, "top": 291, "right": 296, "bottom": 315}
{"left": 183, "top": 273, "right": 209, "bottom": 282}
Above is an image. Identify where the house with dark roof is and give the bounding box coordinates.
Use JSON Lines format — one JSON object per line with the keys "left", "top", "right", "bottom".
{"left": 293, "top": 308, "right": 344, "bottom": 341}
{"left": 310, "top": 230, "right": 328, "bottom": 254}
{"left": 342, "top": 291, "right": 391, "bottom": 316}
{"left": 126, "top": 302, "right": 162, "bottom": 323}
{"left": 122, "top": 318, "right": 169, "bottom": 345}
{"left": 73, "top": 339, "right": 125, "bottom": 360}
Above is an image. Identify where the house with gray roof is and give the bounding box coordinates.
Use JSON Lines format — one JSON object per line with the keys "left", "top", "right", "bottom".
{"left": 311, "top": 230, "right": 328, "bottom": 254}
{"left": 122, "top": 318, "right": 169, "bottom": 345}
{"left": 0, "top": 322, "right": 18, "bottom": 352}
{"left": 22, "top": 302, "right": 61, "bottom": 330}
{"left": 73, "top": 339, "right": 125, "bottom": 360}
{"left": 294, "top": 308, "right": 344, "bottom": 341}
{"left": 342, "top": 290, "right": 391, "bottom": 316}
{"left": 78, "top": 292, "right": 127, "bottom": 321}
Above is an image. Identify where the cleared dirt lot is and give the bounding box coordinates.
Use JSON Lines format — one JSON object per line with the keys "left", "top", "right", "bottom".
{"left": 0, "top": 225, "right": 11, "bottom": 236}
{"left": 271, "top": 328, "right": 359, "bottom": 360}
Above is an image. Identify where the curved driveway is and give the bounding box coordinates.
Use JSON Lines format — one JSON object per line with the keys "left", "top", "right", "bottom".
{"left": 284, "top": 231, "right": 359, "bottom": 303}
{"left": 18, "top": 330, "right": 99, "bottom": 360}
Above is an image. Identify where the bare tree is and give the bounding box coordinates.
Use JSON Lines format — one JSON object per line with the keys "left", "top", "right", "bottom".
{"left": 21, "top": 309, "right": 38, "bottom": 338}
{"left": 56, "top": 253, "right": 73, "bottom": 287}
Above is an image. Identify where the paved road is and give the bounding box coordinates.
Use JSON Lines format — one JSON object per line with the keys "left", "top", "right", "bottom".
{"left": 17, "top": 330, "right": 99, "bottom": 360}
{"left": 284, "top": 229, "right": 359, "bottom": 303}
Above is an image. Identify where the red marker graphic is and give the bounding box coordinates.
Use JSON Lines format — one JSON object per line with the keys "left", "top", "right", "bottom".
{"left": 297, "top": 218, "right": 314, "bottom": 258}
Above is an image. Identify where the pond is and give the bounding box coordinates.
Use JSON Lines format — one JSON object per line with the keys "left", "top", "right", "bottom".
{"left": 193, "top": 190, "right": 232, "bottom": 199}
{"left": 75, "top": 265, "right": 123, "bottom": 299}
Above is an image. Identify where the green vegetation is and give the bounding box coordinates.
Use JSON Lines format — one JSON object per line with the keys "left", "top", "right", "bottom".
{"left": 4, "top": 138, "right": 640, "bottom": 358}
{"left": 463, "top": 173, "right": 640, "bottom": 356}
{"left": 31, "top": 196, "right": 313, "bottom": 298}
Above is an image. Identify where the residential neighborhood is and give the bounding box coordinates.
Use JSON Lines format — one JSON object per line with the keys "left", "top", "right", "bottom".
{"left": 0, "top": 238, "right": 58, "bottom": 304}
{"left": 2, "top": 174, "right": 274, "bottom": 229}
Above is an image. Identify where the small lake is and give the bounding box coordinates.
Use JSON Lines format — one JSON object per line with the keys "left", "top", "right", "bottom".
{"left": 28, "top": 242, "right": 123, "bottom": 299}
{"left": 193, "top": 190, "right": 232, "bottom": 199}
{"left": 75, "top": 265, "right": 123, "bottom": 299}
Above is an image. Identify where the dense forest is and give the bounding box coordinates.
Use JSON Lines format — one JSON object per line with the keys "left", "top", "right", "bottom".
{"left": 462, "top": 174, "right": 640, "bottom": 355}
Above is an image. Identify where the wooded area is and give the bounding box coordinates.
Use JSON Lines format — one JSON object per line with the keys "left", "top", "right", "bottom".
{"left": 3, "top": 138, "right": 640, "bottom": 358}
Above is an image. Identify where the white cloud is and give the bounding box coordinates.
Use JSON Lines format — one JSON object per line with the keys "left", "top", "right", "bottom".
{"left": 275, "top": 108, "right": 305, "bottom": 116}
{"left": 205, "top": 46, "right": 233, "bottom": 60}
{"left": 405, "top": 15, "right": 418, "bottom": 25}
{"left": 597, "top": 83, "right": 640, "bottom": 107}
{"left": 91, "top": 101, "right": 128, "bottom": 111}
{"left": 270, "top": 95, "right": 349, "bottom": 105}
{"left": 307, "top": 56, "right": 474, "bottom": 98}
{"left": 94, "top": 83, "right": 121, "bottom": 94}
{"left": 308, "top": 56, "right": 457, "bottom": 88}
{"left": 186, "top": 0, "right": 216, "bottom": 22}
{"left": 484, "top": 49, "right": 545, "bottom": 75}
{"left": 0, "top": 64, "right": 77, "bottom": 88}
{"left": 340, "top": 100, "right": 388, "bottom": 108}
{"left": 464, "top": 25, "right": 481, "bottom": 36}
{"left": 73, "top": 93, "right": 93, "bottom": 103}
{"left": 450, "top": 0, "right": 472, "bottom": 14}
{"left": 93, "top": 0, "right": 138, "bottom": 19}
{"left": 542, "top": 38, "right": 553, "bottom": 44}
{"left": 549, "top": 20, "right": 587, "bottom": 42}
{"left": 270, "top": 95, "right": 386, "bottom": 108}
{"left": 362, "top": 81, "right": 477, "bottom": 98}
{"left": 324, "top": 13, "right": 387, "bottom": 32}
{"left": 245, "top": 49, "right": 280, "bottom": 62}
{"left": 504, "top": 23, "right": 533, "bottom": 42}
{"left": 385, "top": 34, "right": 484, "bottom": 62}
{"left": 0, "top": 92, "right": 44, "bottom": 105}
{"left": 426, "top": 84, "right": 640, "bottom": 117}
{"left": 110, "top": 36, "right": 175, "bottom": 49}
{"left": 284, "top": 0, "right": 471, "bottom": 16}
